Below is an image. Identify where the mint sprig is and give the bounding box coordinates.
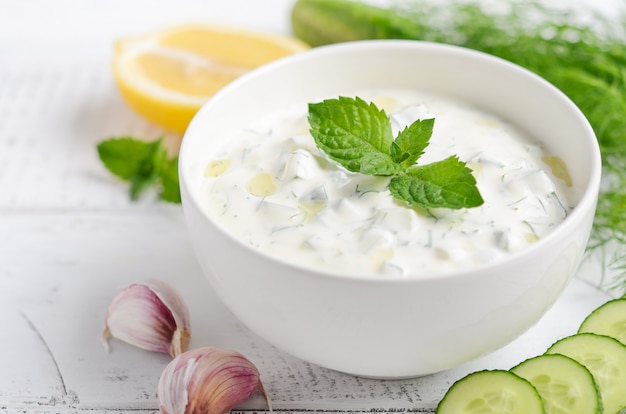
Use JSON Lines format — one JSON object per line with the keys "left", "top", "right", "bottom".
{"left": 308, "top": 96, "right": 484, "bottom": 209}
{"left": 97, "top": 136, "right": 181, "bottom": 203}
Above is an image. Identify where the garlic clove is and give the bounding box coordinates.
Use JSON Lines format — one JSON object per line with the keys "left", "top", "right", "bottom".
{"left": 103, "top": 279, "right": 191, "bottom": 358}
{"left": 158, "top": 346, "right": 271, "bottom": 414}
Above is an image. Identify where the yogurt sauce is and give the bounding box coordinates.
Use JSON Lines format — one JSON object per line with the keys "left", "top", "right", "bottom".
{"left": 197, "top": 89, "right": 578, "bottom": 277}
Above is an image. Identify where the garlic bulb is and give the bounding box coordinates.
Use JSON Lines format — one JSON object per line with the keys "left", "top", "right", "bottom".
{"left": 102, "top": 279, "right": 191, "bottom": 357}
{"left": 158, "top": 346, "right": 271, "bottom": 414}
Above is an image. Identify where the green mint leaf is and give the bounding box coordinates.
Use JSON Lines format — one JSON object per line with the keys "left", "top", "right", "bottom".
{"left": 360, "top": 152, "right": 404, "bottom": 176}
{"left": 129, "top": 170, "right": 160, "bottom": 200}
{"left": 389, "top": 156, "right": 484, "bottom": 209}
{"left": 391, "top": 118, "right": 434, "bottom": 168}
{"left": 97, "top": 136, "right": 182, "bottom": 204}
{"left": 159, "top": 156, "right": 182, "bottom": 203}
{"left": 129, "top": 138, "right": 167, "bottom": 200}
{"left": 308, "top": 96, "right": 483, "bottom": 210}
{"left": 308, "top": 96, "right": 394, "bottom": 172}
{"left": 97, "top": 137, "right": 155, "bottom": 180}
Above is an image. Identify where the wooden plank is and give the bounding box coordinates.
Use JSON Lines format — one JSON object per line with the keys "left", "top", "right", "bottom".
{"left": 0, "top": 212, "right": 612, "bottom": 412}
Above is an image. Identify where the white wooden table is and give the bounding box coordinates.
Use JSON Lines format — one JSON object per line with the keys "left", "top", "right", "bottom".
{"left": 0, "top": 0, "right": 622, "bottom": 412}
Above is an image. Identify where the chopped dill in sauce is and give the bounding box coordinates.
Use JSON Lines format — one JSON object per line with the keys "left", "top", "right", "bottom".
{"left": 198, "top": 89, "right": 578, "bottom": 277}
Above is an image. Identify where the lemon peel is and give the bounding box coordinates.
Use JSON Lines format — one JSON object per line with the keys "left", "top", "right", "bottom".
{"left": 112, "top": 24, "right": 309, "bottom": 134}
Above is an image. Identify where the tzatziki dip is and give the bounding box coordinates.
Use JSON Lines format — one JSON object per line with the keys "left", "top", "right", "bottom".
{"left": 197, "top": 89, "right": 578, "bottom": 277}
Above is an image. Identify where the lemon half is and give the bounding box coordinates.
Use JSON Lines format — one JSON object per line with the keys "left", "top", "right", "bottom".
{"left": 112, "top": 24, "right": 310, "bottom": 134}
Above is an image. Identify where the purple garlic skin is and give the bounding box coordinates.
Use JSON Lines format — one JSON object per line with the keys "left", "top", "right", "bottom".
{"left": 103, "top": 279, "right": 191, "bottom": 357}
{"left": 158, "top": 346, "right": 271, "bottom": 414}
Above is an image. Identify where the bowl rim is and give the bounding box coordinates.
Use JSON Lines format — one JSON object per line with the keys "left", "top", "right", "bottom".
{"left": 179, "top": 39, "right": 603, "bottom": 284}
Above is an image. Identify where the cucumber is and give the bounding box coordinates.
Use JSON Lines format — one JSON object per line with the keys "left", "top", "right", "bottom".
{"left": 291, "top": 0, "right": 427, "bottom": 47}
{"left": 435, "top": 370, "right": 544, "bottom": 414}
{"left": 579, "top": 298, "right": 626, "bottom": 346}
{"left": 510, "top": 354, "right": 602, "bottom": 414}
{"left": 546, "top": 333, "right": 626, "bottom": 414}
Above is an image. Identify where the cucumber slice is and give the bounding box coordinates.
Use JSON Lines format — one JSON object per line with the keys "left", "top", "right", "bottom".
{"left": 436, "top": 370, "right": 545, "bottom": 414}
{"left": 546, "top": 333, "right": 626, "bottom": 414}
{"left": 579, "top": 298, "right": 626, "bottom": 346}
{"left": 510, "top": 353, "right": 602, "bottom": 414}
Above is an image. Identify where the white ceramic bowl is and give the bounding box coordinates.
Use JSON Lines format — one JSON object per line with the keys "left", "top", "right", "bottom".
{"left": 179, "top": 40, "right": 601, "bottom": 378}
